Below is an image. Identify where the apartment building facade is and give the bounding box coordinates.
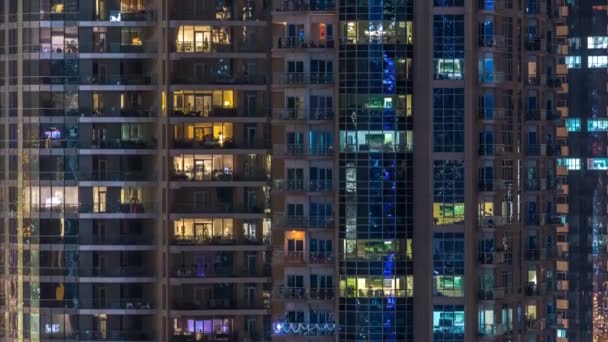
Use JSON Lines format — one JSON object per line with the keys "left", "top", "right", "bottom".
{"left": 0, "top": 0, "right": 596, "bottom": 341}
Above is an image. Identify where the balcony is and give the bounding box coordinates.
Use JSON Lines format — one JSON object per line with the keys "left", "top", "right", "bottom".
{"left": 273, "top": 144, "right": 333, "bottom": 157}
{"left": 479, "top": 71, "right": 506, "bottom": 84}
{"left": 172, "top": 73, "right": 267, "bottom": 86}
{"left": 274, "top": 214, "right": 334, "bottom": 229}
{"left": 478, "top": 107, "right": 510, "bottom": 121}
{"left": 81, "top": 74, "right": 156, "bottom": 86}
{"left": 174, "top": 40, "right": 263, "bottom": 54}
{"left": 79, "top": 41, "right": 158, "bottom": 54}
{"left": 309, "top": 252, "right": 334, "bottom": 264}
{"left": 273, "top": 322, "right": 335, "bottom": 336}
{"left": 173, "top": 265, "right": 269, "bottom": 278}
{"left": 478, "top": 35, "right": 511, "bottom": 50}
{"left": 525, "top": 249, "right": 542, "bottom": 261}
{"left": 274, "top": 287, "right": 335, "bottom": 300}
{"left": 274, "top": 72, "right": 334, "bottom": 85}
{"left": 525, "top": 38, "right": 542, "bottom": 51}
{"left": 477, "top": 250, "right": 513, "bottom": 265}
{"left": 272, "top": 0, "right": 336, "bottom": 11}
{"left": 478, "top": 323, "right": 508, "bottom": 337}
{"left": 171, "top": 202, "right": 264, "bottom": 215}
{"left": 525, "top": 283, "right": 543, "bottom": 296}
{"left": 273, "top": 108, "right": 334, "bottom": 121}
{"left": 170, "top": 170, "right": 268, "bottom": 183}
{"left": 273, "top": 179, "right": 333, "bottom": 193}
{"left": 478, "top": 144, "right": 511, "bottom": 156}
{"left": 97, "top": 9, "right": 157, "bottom": 21}
{"left": 173, "top": 298, "right": 265, "bottom": 311}
{"left": 275, "top": 37, "right": 335, "bottom": 49}
{"left": 172, "top": 107, "right": 266, "bottom": 119}
{"left": 78, "top": 298, "right": 154, "bottom": 311}
{"left": 172, "top": 235, "right": 265, "bottom": 246}
{"left": 77, "top": 170, "right": 157, "bottom": 182}
{"left": 477, "top": 179, "right": 511, "bottom": 192}
{"left": 478, "top": 0, "right": 511, "bottom": 10}
{"left": 478, "top": 287, "right": 505, "bottom": 300}
{"left": 80, "top": 107, "right": 156, "bottom": 119}
{"left": 170, "top": 7, "right": 267, "bottom": 21}
{"left": 16, "top": 266, "right": 154, "bottom": 278}
{"left": 79, "top": 234, "right": 155, "bottom": 246}
{"left": 79, "top": 202, "right": 156, "bottom": 215}
{"left": 78, "top": 330, "right": 153, "bottom": 341}
{"left": 78, "top": 267, "right": 155, "bottom": 278}
{"left": 478, "top": 215, "right": 512, "bottom": 229}
{"left": 171, "top": 138, "right": 270, "bottom": 150}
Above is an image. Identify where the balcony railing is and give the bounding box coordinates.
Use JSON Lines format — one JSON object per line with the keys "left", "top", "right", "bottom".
{"left": 78, "top": 202, "right": 156, "bottom": 214}
{"left": 78, "top": 298, "right": 154, "bottom": 310}
{"left": 272, "top": 108, "right": 335, "bottom": 121}
{"left": 172, "top": 265, "right": 270, "bottom": 278}
{"left": 273, "top": 144, "right": 333, "bottom": 156}
{"left": 13, "top": 266, "right": 154, "bottom": 277}
{"left": 478, "top": 287, "right": 506, "bottom": 300}
{"left": 172, "top": 138, "right": 270, "bottom": 150}
{"left": 478, "top": 323, "right": 509, "bottom": 337}
{"left": 81, "top": 74, "right": 156, "bottom": 85}
{"left": 173, "top": 298, "right": 264, "bottom": 310}
{"left": 274, "top": 72, "right": 334, "bottom": 85}
{"left": 273, "top": 179, "right": 333, "bottom": 192}
{"left": 273, "top": 322, "right": 335, "bottom": 336}
{"left": 172, "top": 73, "right": 267, "bottom": 85}
{"left": 80, "top": 234, "right": 155, "bottom": 245}
{"left": 172, "top": 107, "right": 266, "bottom": 118}
{"left": 170, "top": 170, "right": 268, "bottom": 182}
{"left": 274, "top": 287, "right": 335, "bottom": 300}
{"left": 274, "top": 214, "right": 334, "bottom": 229}
{"left": 172, "top": 235, "right": 266, "bottom": 246}
{"left": 309, "top": 252, "right": 334, "bottom": 264}
{"left": 171, "top": 202, "right": 264, "bottom": 214}
{"left": 478, "top": 35, "right": 511, "bottom": 49}
{"left": 175, "top": 40, "right": 262, "bottom": 53}
{"left": 80, "top": 107, "right": 156, "bottom": 118}
{"left": 525, "top": 38, "right": 542, "bottom": 51}
{"left": 276, "top": 37, "right": 335, "bottom": 49}
{"left": 77, "top": 330, "right": 153, "bottom": 341}
{"left": 272, "top": 0, "right": 336, "bottom": 11}
{"left": 78, "top": 41, "right": 158, "bottom": 53}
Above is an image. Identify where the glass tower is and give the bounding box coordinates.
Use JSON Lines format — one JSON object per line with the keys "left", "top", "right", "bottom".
{"left": 337, "top": 0, "right": 414, "bottom": 340}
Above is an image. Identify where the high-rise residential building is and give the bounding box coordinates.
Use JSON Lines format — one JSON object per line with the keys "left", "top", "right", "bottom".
{"left": 0, "top": 0, "right": 604, "bottom": 341}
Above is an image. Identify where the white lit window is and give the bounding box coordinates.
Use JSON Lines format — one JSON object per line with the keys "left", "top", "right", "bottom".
{"left": 565, "top": 56, "right": 581, "bottom": 68}
{"left": 588, "top": 36, "right": 608, "bottom": 49}
{"left": 588, "top": 55, "right": 608, "bottom": 68}
{"left": 557, "top": 158, "right": 580, "bottom": 170}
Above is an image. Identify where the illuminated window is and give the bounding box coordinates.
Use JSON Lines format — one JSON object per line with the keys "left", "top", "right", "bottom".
{"left": 93, "top": 186, "right": 107, "bottom": 212}
{"left": 587, "top": 158, "right": 608, "bottom": 170}
{"left": 173, "top": 90, "right": 234, "bottom": 116}
{"left": 588, "top": 119, "right": 608, "bottom": 131}
{"left": 433, "top": 232, "right": 465, "bottom": 297}
{"left": 557, "top": 158, "right": 580, "bottom": 170}
{"left": 433, "top": 305, "right": 465, "bottom": 341}
{"left": 588, "top": 55, "right": 608, "bottom": 68}
{"left": 433, "top": 160, "right": 465, "bottom": 225}
{"left": 340, "top": 275, "right": 412, "bottom": 298}
{"left": 565, "top": 56, "right": 581, "bottom": 68}
{"left": 433, "top": 15, "right": 465, "bottom": 80}
{"left": 588, "top": 36, "right": 608, "bottom": 49}
{"left": 565, "top": 118, "right": 581, "bottom": 132}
